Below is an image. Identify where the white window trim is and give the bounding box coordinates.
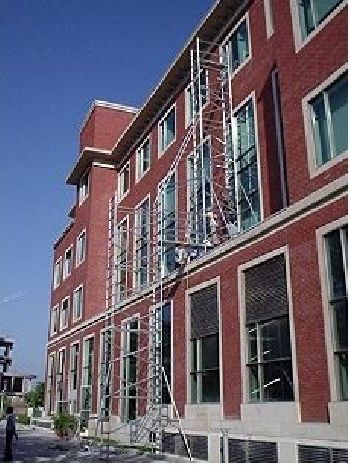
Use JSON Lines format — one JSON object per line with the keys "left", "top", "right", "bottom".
{"left": 81, "top": 334, "right": 95, "bottom": 416}
{"left": 231, "top": 90, "right": 264, "bottom": 225}
{"left": 97, "top": 327, "right": 114, "bottom": 419}
{"left": 76, "top": 229, "right": 86, "bottom": 267}
{"left": 55, "top": 347, "right": 66, "bottom": 412}
{"left": 263, "top": 0, "right": 274, "bottom": 38}
{"left": 119, "top": 314, "right": 140, "bottom": 421}
{"left": 185, "top": 277, "right": 223, "bottom": 411}
{"left": 221, "top": 12, "right": 252, "bottom": 79}
{"left": 133, "top": 195, "right": 151, "bottom": 290}
{"left": 158, "top": 103, "right": 177, "bottom": 157}
{"left": 78, "top": 169, "right": 90, "bottom": 206}
{"left": 184, "top": 69, "right": 210, "bottom": 128}
{"left": 72, "top": 284, "right": 83, "bottom": 323}
{"left": 289, "top": 0, "right": 347, "bottom": 53}
{"left": 115, "top": 215, "right": 129, "bottom": 302}
{"left": 68, "top": 340, "right": 80, "bottom": 409}
{"left": 51, "top": 305, "right": 59, "bottom": 336}
{"left": 135, "top": 136, "right": 151, "bottom": 182}
{"left": 46, "top": 351, "right": 56, "bottom": 414}
{"left": 316, "top": 215, "right": 348, "bottom": 402}
{"left": 118, "top": 161, "right": 131, "bottom": 202}
{"left": 63, "top": 245, "right": 73, "bottom": 280}
{"left": 53, "top": 257, "right": 62, "bottom": 290}
{"left": 237, "top": 246, "right": 300, "bottom": 407}
{"left": 302, "top": 63, "right": 348, "bottom": 178}
{"left": 60, "top": 296, "right": 70, "bottom": 331}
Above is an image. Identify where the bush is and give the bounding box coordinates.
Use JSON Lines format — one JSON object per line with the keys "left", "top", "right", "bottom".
{"left": 17, "top": 414, "right": 30, "bottom": 425}
{"left": 53, "top": 412, "right": 78, "bottom": 437}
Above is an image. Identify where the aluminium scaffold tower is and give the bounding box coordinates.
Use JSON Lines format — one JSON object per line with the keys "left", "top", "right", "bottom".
{"left": 91, "top": 34, "right": 258, "bottom": 458}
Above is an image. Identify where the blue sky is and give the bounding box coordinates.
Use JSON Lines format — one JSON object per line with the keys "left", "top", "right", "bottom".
{"left": 0, "top": 0, "right": 214, "bottom": 380}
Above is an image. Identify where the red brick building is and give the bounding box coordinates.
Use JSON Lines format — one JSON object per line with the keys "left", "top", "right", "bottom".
{"left": 45, "top": 0, "right": 348, "bottom": 461}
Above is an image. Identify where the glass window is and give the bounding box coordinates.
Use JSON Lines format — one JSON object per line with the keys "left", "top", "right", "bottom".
{"left": 116, "top": 218, "right": 128, "bottom": 301}
{"left": 69, "top": 343, "right": 79, "bottom": 392}
{"left": 100, "top": 329, "right": 112, "bottom": 418}
{"left": 56, "top": 349, "right": 66, "bottom": 413}
{"left": 73, "top": 286, "right": 83, "bottom": 321}
{"left": 229, "top": 18, "right": 250, "bottom": 73}
{"left": 53, "top": 258, "right": 62, "bottom": 289}
{"left": 227, "top": 98, "right": 260, "bottom": 232}
{"left": 188, "top": 139, "right": 212, "bottom": 244}
{"left": 79, "top": 171, "right": 89, "bottom": 204}
{"left": 121, "top": 319, "right": 138, "bottom": 421}
{"left": 63, "top": 247, "right": 73, "bottom": 279}
{"left": 325, "top": 226, "right": 348, "bottom": 400}
{"left": 247, "top": 317, "right": 294, "bottom": 402}
{"left": 159, "top": 106, "right": 176, "bottom": 153}
{"left": 118, "top": 162, "right": 130, "bottom": 200}
{"left": 136, "top": 137, "right": 151, "bottom": 180}
{"left": 161, "top": 303, "right": 172, "bottom": 404}
{"left": 47, "top": 354, "right": 55, "bottom": 414}
{"left": 51, "top": 306, "right": 58, "bottom": 335}
{"left": 81, "top": 337, "right": 94, "bottom": 428}
{"left": 60, "top": 297, "right": 69, "bottom": 330}
{"left": 76, "top": 230, "right": 86, "bottom": 266}
{"left": 185, "top": 71, "right": 208, "bottom": 126}
{"left": 190, "top": 334, "right": 220, "bottom": 403}
{"left": 135, "top": 199, "right": 150, "bottom": 290}
{"left": 310, "top": 74, "right": 348, "bottom": 166}
{"left": 298, "top": 0, "right": 343, "bottom": 40}
{"left": 158, "top": 173, "right": 176, "bottom": 275}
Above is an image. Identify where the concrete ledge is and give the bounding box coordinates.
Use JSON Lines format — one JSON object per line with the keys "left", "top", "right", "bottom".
{"left": 329, "top": 401, "right": 348, "bottom": 426}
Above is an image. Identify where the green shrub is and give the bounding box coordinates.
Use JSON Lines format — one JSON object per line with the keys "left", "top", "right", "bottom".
{"left": 53, "top": 412, "right": 78, "bottom": 436}
{"left": 17, "top": 414, "right": 30, "bottom": 425}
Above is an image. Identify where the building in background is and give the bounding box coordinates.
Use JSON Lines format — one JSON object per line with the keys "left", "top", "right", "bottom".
{"left": 45, "top": 0, "right": 348, "bottom": 462}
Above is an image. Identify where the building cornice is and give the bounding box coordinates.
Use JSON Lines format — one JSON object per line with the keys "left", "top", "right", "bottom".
{"left": 66, "top": 147, "right": 112, "bottom": 185}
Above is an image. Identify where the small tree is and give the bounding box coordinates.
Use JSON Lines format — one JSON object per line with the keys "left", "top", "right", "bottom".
{"left": 24, "top": 382, "right": 44, "bottom": 408}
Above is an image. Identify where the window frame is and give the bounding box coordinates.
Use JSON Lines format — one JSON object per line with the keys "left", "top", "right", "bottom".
{"left": 115, "top": 215, "right": 129, "bottom": 302}
{"left": 72, "top": 284, "right": 83, "bottom": 322}
{"left": 302, "top": 65, "right": 348, "bottom": 178}
{"left": 316, "top": 216, "right": 348, "bottom": 402}
{"left": 221, "top": 12, "right": 252, "bottom": 78}
{"left": 158, "top": 104, "right": 176, "bottom": 156}
{"left": 81, "top": 335, "right": 94, "bottom": 425}
{"left": 51, "top": 305, "right": 59, "bottom": 336}
{"left": 185, "top": 69, "right": 209, "bottom": 128}
{"left": 53, "top": 257, "right": 62, "bottom": 290}
{"left": 46, "top": 352, "right": 56, "bottom": 414}
{"left": 289, "top": 0, "right": 347, "bottom": 52}
{"left": 135, "top": 136, "right": 151, "bottom": 182}
{"left": 133, "top": 195, "right": 151, "bottom": 291}
{"left": 63, "top": 245, "right": 73, "bottom": 280}
{"left": 186, "top": 278, "right": 223, "bottom": 408}
{"left": 69, "top": 341, "right": 80, "bottom": 394}
{"left": 98, "top": 327, "right": 113, "bottom": 419}
{"left": 238, "top": 247, "right": 299, "bottom": 404}
{"left": 76, "top": 229, "right": 86, "bottom": 267}
{"left": 60, "top": 296, "right": 70, "bottom": 331}
{"left": 118, "top": 161, "right": 131, "bottom": 201}
{"left": 56, "top": 347, "right": 66, "bottom": 413}
{"left": 78, "top": 170, "right": 90, "bottom": 205}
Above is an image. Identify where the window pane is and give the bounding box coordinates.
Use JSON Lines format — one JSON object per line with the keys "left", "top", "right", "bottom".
{"left": 262, "top": 361, "right": 294, "bottom": 401}
{"left": 261, "top": 317, "right": 291, "bottom": 361}
{"left": 298, "top": 0, "right": 315, "bottom": 39}
{"left": 201, "top": 334, "right": 219, "bottom": 370}
{"left": 201, "top": 370, "right": 220, "bottom": 402}
{"left": 248, "top": 365, "right": 260, "bottom": 401}
{"left": 314, "top": 0, "right": 342, "bottom": 25}
{"left": 191, "top": 339, "right": 197, "bottom": 371}
{"left": 333, "top": 300, "right": 348, "bottom": 350}
{"left": 247, "top": 325, "right": 257, "bottom": 363}
{"left": 326, "top": 230, "right": 347, "bottom": 299}
{"left": 231, "top": 20, "right": 249, "bottom": 71}
{"left": 311, "top": 94, "right": 331, "bottom": 165}
{"left": 191, "top": 374, "right": 197, "bottom": 403}
{"left": 328, "top": 75, "right": 348, "bottom": 157}
{"left": 337, "top": 352, "right": 348, "bottom": 401}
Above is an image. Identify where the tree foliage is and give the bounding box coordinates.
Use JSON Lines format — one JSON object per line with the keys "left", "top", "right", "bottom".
{"left": 24, "top": 382, "right": 45, "bottom": 408}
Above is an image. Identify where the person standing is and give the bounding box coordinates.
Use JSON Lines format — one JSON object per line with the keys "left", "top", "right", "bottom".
{"left": 4, "top": 406, "right": 18, "bottom": 462}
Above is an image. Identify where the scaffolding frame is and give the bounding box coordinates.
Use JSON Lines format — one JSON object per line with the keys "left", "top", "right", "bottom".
{"left": 89, "top": 34, "right": 259, "bottom": 459}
